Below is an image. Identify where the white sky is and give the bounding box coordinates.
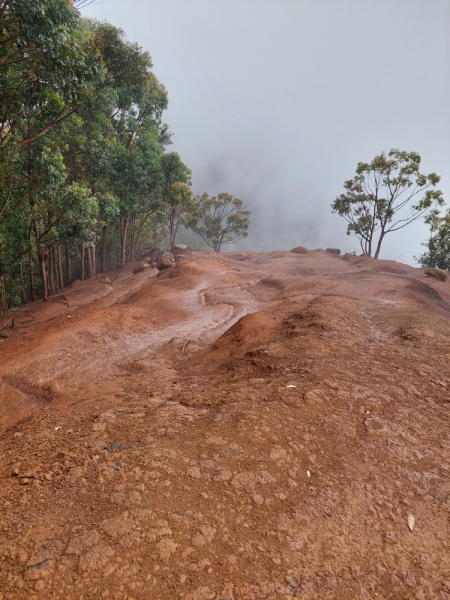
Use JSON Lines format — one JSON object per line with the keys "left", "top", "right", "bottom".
{"left": 82, "top": 0, "right": 450, "bottom": 263}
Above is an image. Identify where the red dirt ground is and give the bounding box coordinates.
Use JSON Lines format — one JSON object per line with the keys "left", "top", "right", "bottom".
{"left": 1, "top": 248, "right": 450, "bottom": 600}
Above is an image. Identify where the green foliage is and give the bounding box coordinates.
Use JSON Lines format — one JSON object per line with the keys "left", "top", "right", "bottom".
{"left": 0, "top": 5, "right": 252, "bottom": 311}
{"left": 0, "top": 5, "right": 195, "bottom": 309}
{"left": 154, "top": 153, "right": 192, "bottom": 252}
{"left": 0, "top": 0, "right": 100, "bottom": 147}
{"left": 186, "top": 192, "right": 250, "bottom": 252}
{"left": 331, "top": 149, "right": 444, "bottom": 259}
{"left": 416, "top": 209, "right": 450, "bottom": 270}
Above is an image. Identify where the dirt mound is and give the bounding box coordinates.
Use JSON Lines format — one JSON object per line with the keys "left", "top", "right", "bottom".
{"left": 1, "top": 249, "right": 450, "bottom": 599}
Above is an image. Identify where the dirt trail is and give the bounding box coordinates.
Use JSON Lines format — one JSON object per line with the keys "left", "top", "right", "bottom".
{"left": 1, "top": 249, "right": 450, "bottom": 600}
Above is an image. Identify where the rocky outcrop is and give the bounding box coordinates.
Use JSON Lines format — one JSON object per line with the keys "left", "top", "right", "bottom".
{"left": 290, "top": 246, "right": 308, "bottom": 254}
{"left": 425, "top": 267, "right": 448, "bottom": 281}
{"left": 156, "top": 253, "right": 175, "bottom": 271}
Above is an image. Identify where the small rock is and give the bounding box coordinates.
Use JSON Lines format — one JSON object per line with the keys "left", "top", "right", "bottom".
{"left": 156, "top": 538, "right": 177, "bottom": 561}
{"left": 187, "top": 466, "right": 202, "bottom": 478}
{"left": 78, "top": 544, "right": 114, "bottom": 572}
{"left": 66, "top": 530, "right": 101, "bottom": 555}
{"left": 103, "top": 563, "right": 116, "bottom": 577}
{"left": 201, "top": 526, "right": 216, "bottom": 542}
{"left": 66, "top": 429, "right": 73, "bottom": 435}
{"left": 290, "top": 246, "right": 308, "bottom": 254}
{"left": 407, "top": 514, "right": 415, "bottom": 531}
{"left": 107, "top": 442, "right": 126, "bottom": 453}
{"left": 213, "top": 467, "right": 232, "bottom": 482}
{"left": 252, "top": 494, "right": 264, "bottom": 505}
{"left": 217, "top": 582, "right": 234, "bottom": 600}
{"left": 269, "top": 448, "right": 287, "bottom": 460}
{"left": 326, "top": 248, "right": 341, "bottom": 255}
{"left": 286, "top": 536, "right": 303, "bottom": 550}
{"left": 192, "top": 586, "right": 214, "bottom": 600}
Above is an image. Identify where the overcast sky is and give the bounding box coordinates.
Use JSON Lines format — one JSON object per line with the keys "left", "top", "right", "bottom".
{"left": 82, "top": 0, "right": 450, "bottom": 264}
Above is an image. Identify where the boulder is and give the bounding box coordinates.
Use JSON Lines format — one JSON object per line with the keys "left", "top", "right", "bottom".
{"left": 326, "top": 248, "right": 341, "bottom": 255}
{"left": 156, "top": 255, "right": 175, "bottom": 271}
{"left": 174, "top": 244, "right": 193, "bottom": 254}
{"left": 290, "top": 246, "right": 308, "bottom": 254}
{"left": 425, "top": 267, "right": 448, "bottom": 281}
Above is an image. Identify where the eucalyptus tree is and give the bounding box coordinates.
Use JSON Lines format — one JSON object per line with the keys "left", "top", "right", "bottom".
{"left": 416, "top": 209, "right": 450, "bottom": 270}
{"left": 0, "top": 0, "right": 99, "bottom": 148}
{"left": 187, "top": 192, "right": 250, "bottom": 252}
{"left": 86, "top": 20, "right": 171, "bottom": 267}
{"left": 332, "top": 149, "right": 444, "bottom": 259}
{"left": 155, "top": 152, "right": 192, "bottom": 253}
{"left": 0, "top": 10, "right": 191, "bottom": 309}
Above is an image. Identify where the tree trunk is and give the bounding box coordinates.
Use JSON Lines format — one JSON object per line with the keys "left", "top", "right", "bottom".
{"left": 65, "top": 243, "right": 71, "bottom": 286}
{"left": 169, "top": 209, "right": 176, "bottom": 254}
{"left": 52, "top": 247, "right": 58, "bottom": 292}
{"left": 101, "top": 223, "right": 108, "bottom": 273}
{"left": 92, "top": 241, "right": 97, "bottom": 276}
{"left": 57, "top": 243, "right": 64, "bottom": 289}
{"left": 130, "top": 215, "right": 136, "bottom": 261}
{"left": 29, "top": 248, "right": 35, "bottom": 302}
{"left": 81, "top": 243, "right": 85, "bottom": 281}
{"left": 48, "top": 247, "right": 55, "bottom": 295}
{"left": 0, "top": 275, "right": 7, "bottom": 312}
{"left": 117, "top": 223, "right": 120, "bottom": 269}
{"left": 19, "top": 262, "right": 27, "bottom": 303}
{"left": 86, "top": 246, "right": 93, "bottom": 279}
{"left": 374, "top": 231, "right": 385, "bottom": 259}
{"left": 120, "top": 216, "right": 129, "bottom": 267}
{"left": 37, "top": 247, "right": 48, "bottom": 301}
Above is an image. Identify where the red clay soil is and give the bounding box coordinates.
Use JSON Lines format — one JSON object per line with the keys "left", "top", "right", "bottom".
{"left": 1, "top": 249, "right": 450, "bottom": 600}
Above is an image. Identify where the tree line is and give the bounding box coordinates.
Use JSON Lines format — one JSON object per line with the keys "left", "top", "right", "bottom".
{"left": 0, "top": 0, "right": 250, "bottom": 310}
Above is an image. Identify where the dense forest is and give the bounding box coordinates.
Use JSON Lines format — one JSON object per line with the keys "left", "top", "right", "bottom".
{"left": 0, "top": 0, "right": 250, "bottom": 310}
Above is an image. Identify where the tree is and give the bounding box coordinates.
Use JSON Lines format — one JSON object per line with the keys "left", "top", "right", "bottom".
{"left": 187, "top": 192, "right": 250, "bottom": 252}
{"left": 0, "top": 0, "right": 99, "bottom": 147}
{"left": 416, "top": 209, "right": 450, "bottom": 270}
{"left": 331, "top": 149, "right": 444, "bottom": 259}
{"left": 156, "top": 153, "right": 192, "bottom": 253}
{"left": 86, "top": 19, "right": 171, "bottom": 267}
{"left": 0, "top": 11, "right": 192, "bottom": 309}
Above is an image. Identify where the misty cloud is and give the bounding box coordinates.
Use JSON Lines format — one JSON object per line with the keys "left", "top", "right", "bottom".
{"left": 82, "top": 0, "right": 450, "bottom": 263}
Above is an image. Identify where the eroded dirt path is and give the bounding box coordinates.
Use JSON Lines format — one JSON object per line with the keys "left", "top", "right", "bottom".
{"left": 1, "top": 250, "right": 450, "bottom": 600}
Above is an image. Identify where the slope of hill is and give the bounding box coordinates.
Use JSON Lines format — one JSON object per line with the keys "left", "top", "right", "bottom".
{"left": 1, "top": 249, "right": 450, "bottom": 600}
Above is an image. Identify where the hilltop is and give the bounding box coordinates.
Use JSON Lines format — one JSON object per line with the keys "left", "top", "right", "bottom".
{"left": 1, "top": 248, "right": 450, "bottom": 600}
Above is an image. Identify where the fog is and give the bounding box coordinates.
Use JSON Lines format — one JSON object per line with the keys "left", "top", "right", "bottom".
{"left": 82, "top": 0, "right": 450, "bottom": 264}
